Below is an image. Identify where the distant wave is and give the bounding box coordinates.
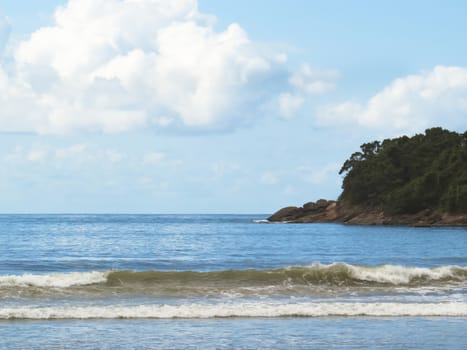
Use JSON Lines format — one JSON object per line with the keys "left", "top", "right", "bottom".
{"left": 2, "top": 302, "right": 467, "bottom": 320}
{"left": 1, "top": 264, "right": 466, "bottom": 298}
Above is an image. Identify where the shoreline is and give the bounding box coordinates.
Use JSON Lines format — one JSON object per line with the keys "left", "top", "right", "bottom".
{"left": 267, "top": 199, "right": 467, "bottom": 227}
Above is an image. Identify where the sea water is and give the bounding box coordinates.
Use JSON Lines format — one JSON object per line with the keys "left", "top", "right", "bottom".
{"left": 0, "top": 214, "right": 466, "bottom": 349}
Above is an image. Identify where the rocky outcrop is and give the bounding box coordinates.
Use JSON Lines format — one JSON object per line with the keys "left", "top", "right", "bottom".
{"left": 267, "top": 199, "right": 467, "bottom": 226}
{"left": 267, "top": 199, "right": 338, "bottom": 223}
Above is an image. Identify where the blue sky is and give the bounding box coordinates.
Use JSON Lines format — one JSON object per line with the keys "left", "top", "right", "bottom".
{"left": 1, "top": 0, "right": 467, "bottom": 213}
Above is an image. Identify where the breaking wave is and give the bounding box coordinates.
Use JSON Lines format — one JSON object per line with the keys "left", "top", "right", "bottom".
{"left": 1, "top": 263, "right": 466, "bottom": 298}
{"left": 2, "top": 302, "right": 467, "bottom": 320}
{"left": 104, "top": 264, "right": 467, "bottom": 288}
{"left": 0, "top": 271, "right": 107, "bottom": 288}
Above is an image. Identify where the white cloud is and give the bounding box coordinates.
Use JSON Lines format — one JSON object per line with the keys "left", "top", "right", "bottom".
{"left": 290, "top": 64, "right": 339, "bottom": 95}
{"left": 0, "top": 0, "right": 308, "bottom": 134}
{"left": 277, "top": 64, "right": 339, "bottom": 118}
{"left": 319, "top": 66, "right": 467, "bottom": 133}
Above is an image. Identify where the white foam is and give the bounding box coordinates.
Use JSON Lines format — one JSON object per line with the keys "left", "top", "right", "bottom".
{"left": 0, "top": 271, "right": 107, "bottom": 288}
{"left": 347, "top": 264, "right": 465, "bottom": 284}
{"left": 1, "top": 302, "right": 467, "bottom": 320}
{"left": 253, "top": 219, "right": 270, "bottom": 223}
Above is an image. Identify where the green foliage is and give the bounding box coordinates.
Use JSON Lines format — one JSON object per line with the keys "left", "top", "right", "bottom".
{"left": 339, "top": 128, "right": 467, "bottom": 214}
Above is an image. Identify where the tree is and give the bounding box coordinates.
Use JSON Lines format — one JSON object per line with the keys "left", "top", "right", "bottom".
{"left": 339, "top": 128, "right": 467, "bottom": 214}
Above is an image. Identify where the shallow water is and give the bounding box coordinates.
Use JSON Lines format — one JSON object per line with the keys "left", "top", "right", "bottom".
{"left": 2, "top": 318, "right": 467, "bottom": 350}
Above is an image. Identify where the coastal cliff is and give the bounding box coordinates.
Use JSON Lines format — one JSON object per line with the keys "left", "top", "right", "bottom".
{"left": 268, "top": 128, "right": 467, "bottom": 226}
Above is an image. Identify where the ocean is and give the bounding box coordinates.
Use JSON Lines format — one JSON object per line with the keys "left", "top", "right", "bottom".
{"left": 1, "top": 214, "right": 466, "bottom": 349}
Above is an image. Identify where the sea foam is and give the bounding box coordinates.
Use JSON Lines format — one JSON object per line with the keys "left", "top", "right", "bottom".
{"left": 2, "top": 302, "right": 467, "bottom": 320}
{"left": 347, "top": 264, "right": 464, "bottom": 284}
{"left": 0, "top": 271, "right": 107, "bottom": 288}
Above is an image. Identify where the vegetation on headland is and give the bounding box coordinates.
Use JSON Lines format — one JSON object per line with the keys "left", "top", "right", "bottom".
{"left": 339, "top": 127, "right": 467, "bottom": 214}
{"left": 268, "top": 128, "right": 467, "bottom": 225}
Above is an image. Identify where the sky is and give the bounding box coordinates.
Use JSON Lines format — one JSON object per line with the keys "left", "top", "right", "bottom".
{"left": 0, "top": 0, "right": 467, "bottom": 214}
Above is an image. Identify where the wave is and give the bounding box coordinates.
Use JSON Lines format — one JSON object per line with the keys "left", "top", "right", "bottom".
{"left": 253, "top": 219, "right": 270, "bottom": 223}
{"left": 0, "top": 271, "right": 107, "bottom": 288}
{"left": 105, "top": 264, "right": 467, "bottom": 286}
{"left": 1, "top": 264, "right": 466, "bottom": 298}
{"left": 2, "top": 302, "right": 467, "bottom": 320}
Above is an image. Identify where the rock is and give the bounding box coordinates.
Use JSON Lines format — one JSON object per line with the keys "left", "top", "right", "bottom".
{"left": 267, "top": 206, "right": 304, "bottom": 222}
{"left": 268, "top": 200, "right": 336, "bottom": 222}
{"left": 267, "top": 199, "right": 467, "bottom": 226}
{"left": 303, "top": 199, "right": 330, "bottom": 212}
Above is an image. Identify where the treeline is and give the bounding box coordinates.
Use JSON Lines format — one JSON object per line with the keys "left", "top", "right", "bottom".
{"left": 339, "top": 127, "right": 467, "bottom": 214}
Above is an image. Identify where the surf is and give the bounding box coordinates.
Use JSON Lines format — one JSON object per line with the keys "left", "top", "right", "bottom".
{"left": 2, "top": 302, "right": 467, "bottom": 320}
{"left": 1, "top": 263, "right": 466, "bottom": 299}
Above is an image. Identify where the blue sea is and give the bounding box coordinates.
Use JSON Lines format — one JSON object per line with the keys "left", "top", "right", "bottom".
{"left": 1, "top": 214, "right": 467, "bottom": 349}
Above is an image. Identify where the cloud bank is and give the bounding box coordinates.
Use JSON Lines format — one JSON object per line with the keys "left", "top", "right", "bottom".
{"left": 4, "top": 1, "right": 463, "bottom": 136}
{"left": 319, "top": 66, "right": 467, "bottom": 134}
{"left": 1, "top": 0, "right": 321, "bottom": 134}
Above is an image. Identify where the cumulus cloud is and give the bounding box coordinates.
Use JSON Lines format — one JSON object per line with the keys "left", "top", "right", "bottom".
{"left": 319, "top": 66, "right": 467, "bottom": 133}
{"left": 290, "top": 64, "right": 339, "bottom": 95}
{"left": 0, "top": 0, "right": 306, "bottom": 134}
{"left": 277, "top": 64, "right": 339, "bottom": 118}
